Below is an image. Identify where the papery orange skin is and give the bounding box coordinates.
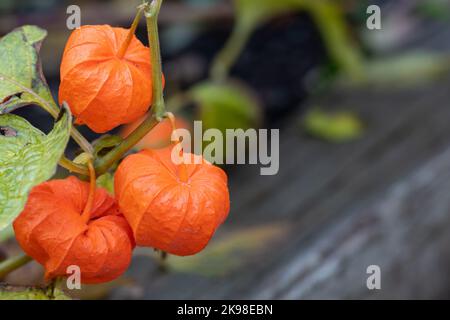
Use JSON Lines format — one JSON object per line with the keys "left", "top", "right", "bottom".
{"left": 59, "top": 25, "right": 154, "bottom": 133}
{"left": 120, "top": 116, "right": 191, "bottom": 150}
{"left": 114, "top": 145, "right": 230, "bottom": 256}
{"left": 13, "top": 177, "right": 135, "bottom": 284}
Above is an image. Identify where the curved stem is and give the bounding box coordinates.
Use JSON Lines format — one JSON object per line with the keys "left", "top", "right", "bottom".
{"left": 0, "top": 254, "right": 32, "bottom": 279}
{"left": 146, "top": 0, "right": 165, "bottom": 119}
{"left": 95, "top": 0, "right": 166, "bottom": 175}
{"left": 117, "top": 5, "right": 145, "bottom": 59}
{"left": 60, "top": 102, "right": 94, "bottom": 155}
{"left": 70, "top": 127, "right": 94, "bottom": 155}
{"left": 59, "top": 156, "right": 89, "bottom": 175}
{"left": 307, "top": 0, "right": 365, "bottom": 82}
{"left": 165, "top": 111, "right": 178, "bottom": 139}
{"left": 210, "top": 21, "right": 253, "bottom": 81}
{"left": 95, "top": 114, "right": 160, "bottom": 175}
{"left": 164, "top": 112, "right": 188, "bottom": 182}
{"left": 59, "top": 104, "right": 93, "bottom": 176}
{"left": 81, "top": 160, "right": 96, "bottom": 223}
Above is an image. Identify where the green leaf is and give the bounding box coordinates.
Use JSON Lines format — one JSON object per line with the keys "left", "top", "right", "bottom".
{"left": 308, "top": 1, "right": 365, "bottom": 81}
{"left": 0, "top": 25, "right": 58, "bottom": 115}
{"left": 0, "top": 108, "right": 72, "bottom": 230}
{"left": 361, "top": 52, "right": 450, "bottom": 87}
{"left": 302, "top": 108, "right": 364, "bottom": 143}
{"left": 0, "top": 285, "right": 71, "bottom": 300}
{"left": 191, "top": 81, "right": 261, "bottom": 133}
{"left": 97, "top": 173, "right": 115, "bottom": 195}
{"left": 190, "top": 81, "right": 262, "bottom": 163}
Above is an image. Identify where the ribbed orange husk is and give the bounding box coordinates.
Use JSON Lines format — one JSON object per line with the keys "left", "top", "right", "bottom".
{"left": 59, "top": 25, "right": 153, "bottom": 133}
{"left": 114, "top": 145, "right": 230, "bottom": 256}
{"left": 13, "top": 177, "right": 135, "bottom": 284}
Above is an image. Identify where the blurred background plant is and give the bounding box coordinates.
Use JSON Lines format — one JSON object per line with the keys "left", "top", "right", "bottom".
{"left": 2, "top": 0, "right": 448, "bottom": 148}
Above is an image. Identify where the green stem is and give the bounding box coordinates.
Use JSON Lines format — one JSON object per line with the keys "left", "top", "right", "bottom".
{"left": 59, "top": 156, "right": 89, "bottom": 175}
{"left": 0, "top": 254, "right": 32, "bottom": 279}
{"left": 60, "top": 102, "right": 94, "bottom": 156}
{"left": 307, "top": 0, "right": 365, "bottom": 82}
{"left": 58, "top": 103, "right": 93, "bottom": 176}
{"left": 145, "top": 0, "right": 165, "bottom": 119}
{"left": 94, "top": 0, "right": 166, "bottom": 175}
{"left": 210, "top": 21, "right": 253, "bottom": 81}
{"left": 117, "top": 5, "right": 145, "bottom": 59}
{"left": 95, "top": 114, "right": 160, "bottom": 175}
{"left": 70, "top": 128, "right": 94, "bottom": 155}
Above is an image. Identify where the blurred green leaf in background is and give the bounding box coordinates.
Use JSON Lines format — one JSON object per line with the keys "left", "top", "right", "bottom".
{"left": 302, "top": 108, "right": 364, "bottom": 143}
{"left": 192, "top": 81, "right": 261, "bottom": 133}
{"left": 190, "top": 81, "right": 261, "bottom": 163}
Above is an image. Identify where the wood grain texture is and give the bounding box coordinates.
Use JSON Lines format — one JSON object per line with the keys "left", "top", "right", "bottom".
{"left": 108, "top": 78, "right": 450, "bottom": 299}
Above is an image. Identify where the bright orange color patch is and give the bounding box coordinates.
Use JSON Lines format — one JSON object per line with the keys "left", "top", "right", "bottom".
{"left": 13, "top": 177, "right": 135, "bottom": 284}
{"left": 120, "top": 116, "right": 191, "bottom": 150}
{"left": 114, "top": 145, "right": 230, "bottom": 256}
{"left": 59, "top": 25, "right": 153, "bottom": 133}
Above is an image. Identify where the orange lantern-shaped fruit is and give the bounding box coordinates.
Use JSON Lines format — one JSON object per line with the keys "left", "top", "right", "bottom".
{"left": 114, "top": 145, "right": 230, "bottom": 256}
{"left": 59, "top": 25, "right": 154, "bottom": 133}
{"left": 13, "top": 177, "right": 135, "bottom": 284}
